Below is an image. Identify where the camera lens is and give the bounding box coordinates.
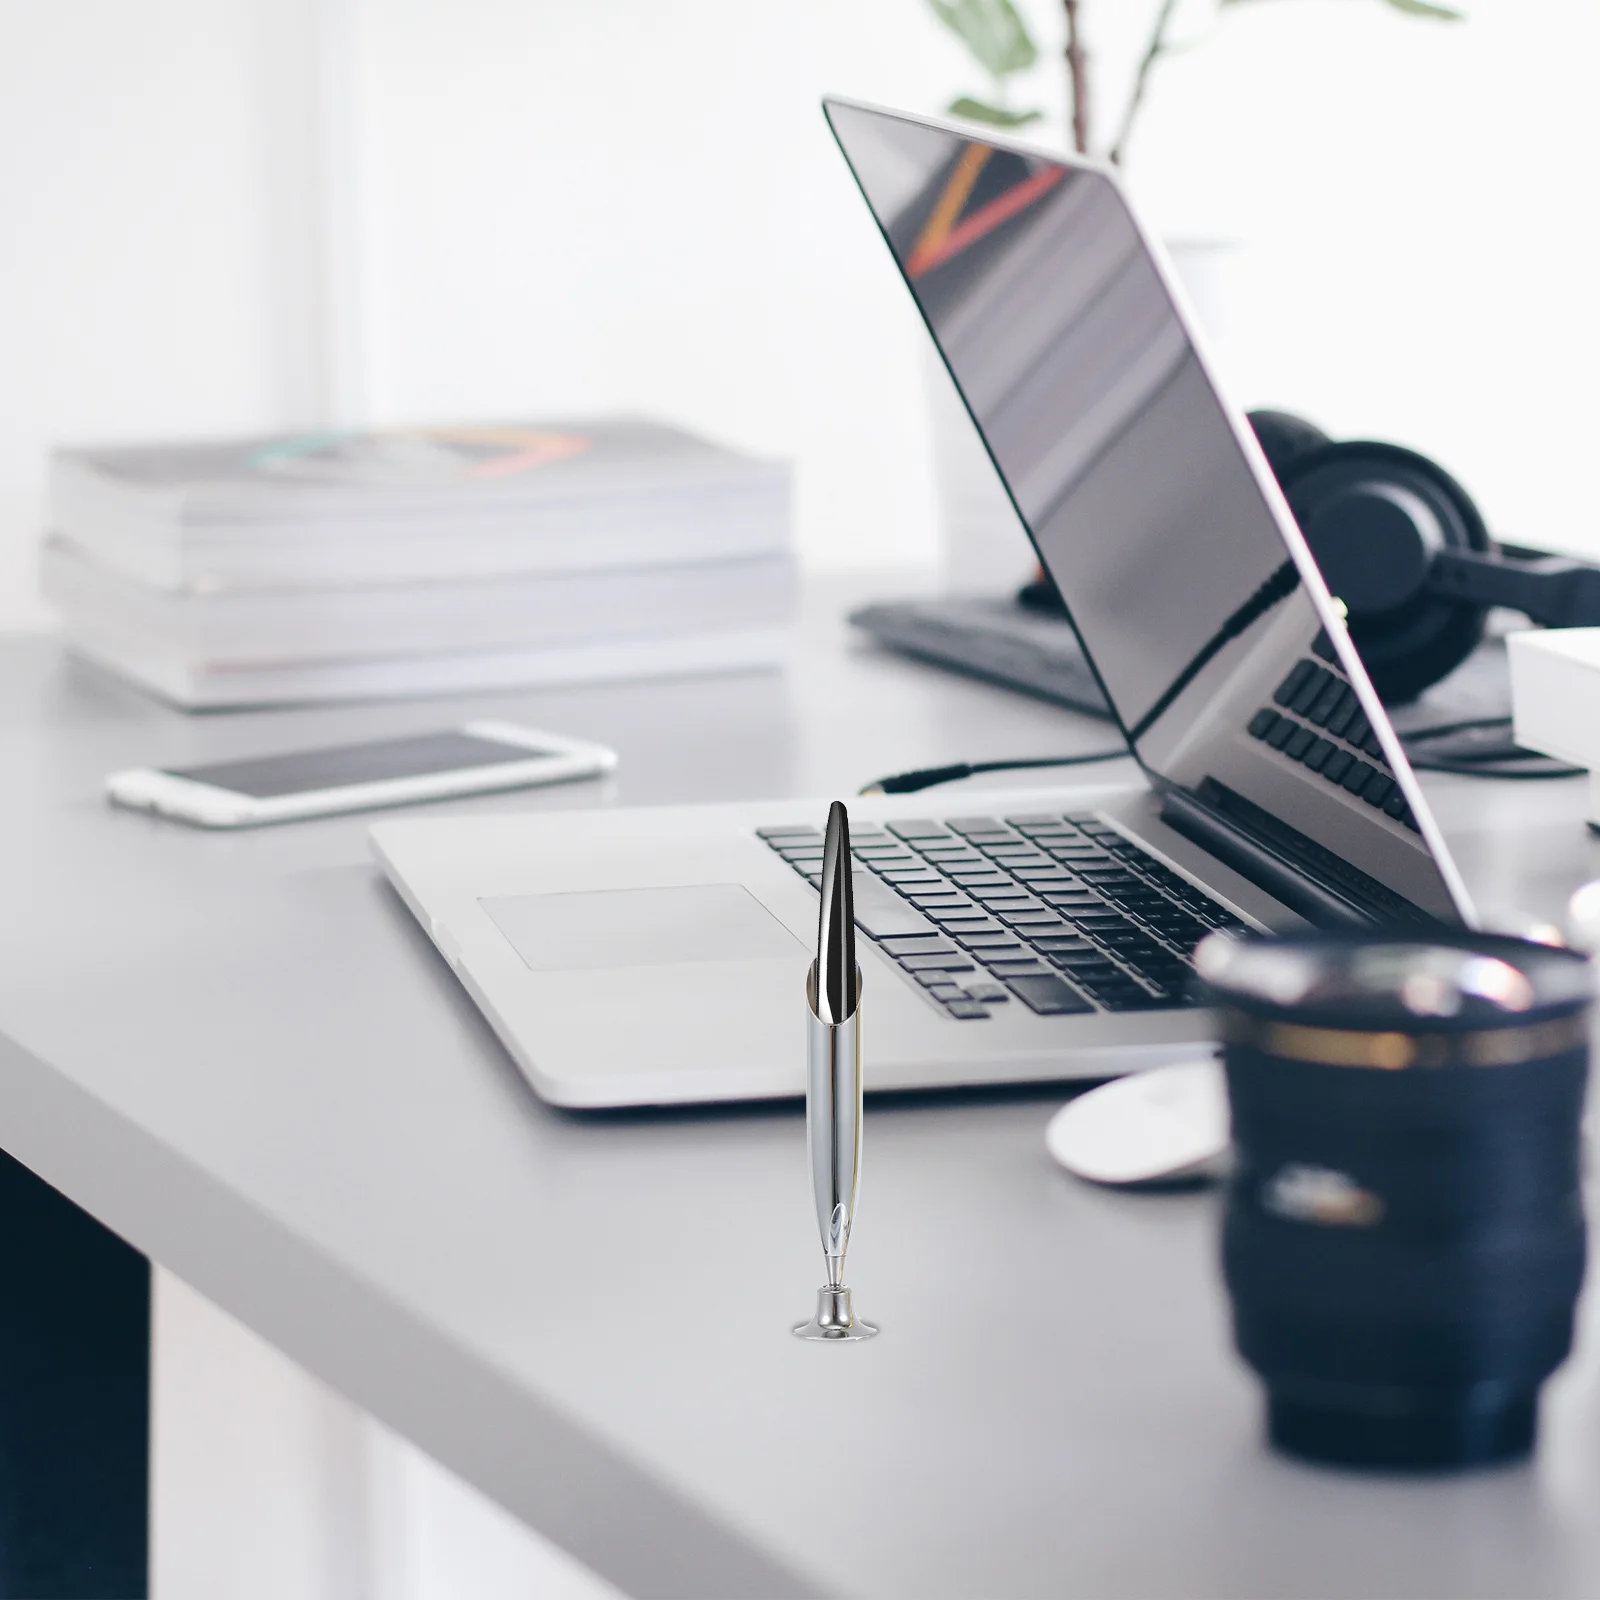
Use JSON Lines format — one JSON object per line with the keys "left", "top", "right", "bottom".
{"left": 1198, "top": 930, "right": 1590, "bottom": 1470}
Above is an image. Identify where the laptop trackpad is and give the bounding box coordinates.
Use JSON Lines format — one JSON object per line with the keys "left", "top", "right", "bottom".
{"left": 481, "top": 885, "right": 805, "bottom": 972}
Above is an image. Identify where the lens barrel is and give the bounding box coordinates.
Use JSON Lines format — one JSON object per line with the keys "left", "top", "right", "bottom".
{"left": 1198, "top": 931, "right": 1590, "bottom": 1470}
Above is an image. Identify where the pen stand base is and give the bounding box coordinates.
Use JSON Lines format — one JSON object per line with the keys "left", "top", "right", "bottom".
{"left": 793, "top": 1285, "right": 878, "bottom": 1342}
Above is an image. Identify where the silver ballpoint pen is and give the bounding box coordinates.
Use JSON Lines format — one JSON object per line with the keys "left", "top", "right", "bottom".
{"left": 793, "top": 801, "right": 878, "bottom": 1341}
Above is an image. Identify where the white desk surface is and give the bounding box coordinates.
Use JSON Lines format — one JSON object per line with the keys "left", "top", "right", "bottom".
{"left": 4, "top": 579, "right": 1600, "bottom": 1599}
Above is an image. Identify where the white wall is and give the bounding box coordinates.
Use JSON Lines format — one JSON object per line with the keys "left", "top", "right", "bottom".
{"left": 152, "top": 1269, "right": 622, "bottom": 1600}
{"left": 1, "top": 1, "right": 1597, "bottom": 634}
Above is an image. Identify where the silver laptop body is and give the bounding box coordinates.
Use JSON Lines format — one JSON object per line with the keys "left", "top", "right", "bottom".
{"left": 371, "top": 100, "right": 1475, "bottom": 1108}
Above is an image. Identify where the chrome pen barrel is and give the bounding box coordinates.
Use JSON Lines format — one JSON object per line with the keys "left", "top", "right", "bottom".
{"left": 806, "top": 960, "right": 862, "bottom": 1289}
{"left": 793, "top": 799, "right": 876, "bottom": 1341}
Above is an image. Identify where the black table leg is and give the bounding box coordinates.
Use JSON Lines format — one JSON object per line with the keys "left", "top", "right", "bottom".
{"left": 0, "top": 1149, "right": 148, "bottom": 1599}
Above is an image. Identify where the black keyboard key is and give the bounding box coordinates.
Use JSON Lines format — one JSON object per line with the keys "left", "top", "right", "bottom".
{"left": 1054, "top": 960, "right": 1120, "bottom": 983}
{"left": 757, "top": 825, "right": 820, "bottom": 839}
{"left": 878, "top": 936, "right": 953, "bottom": 956}
{"left": 1007, "top": 974, "right": 1094, "bottom": 1015}
{"left": 1321, "top": 749, "right": 1353, "bottom": 784}
{"left": 1273, "top": 661, "right": 1315, "bottom": 706}
{"left": 1341, "top": 760, "right": 1375, "bottom": 796}
{"left": 941, "top": 919, "right": 1003, "bottom": 939}
{"left": 1311, "top": 631, "right": 1338, "bottom": 662}
{"left": 935, "top": 918, "right": 999, "bottom": 938}
{"left": 853, "top": 891, "right": 936, "bottom": 939}
{"left": 1362, "top": 772, "right": 1395, "bottom": 807}
{"left": 1346, "top": 712, "right": 1372, "bottom": 747}
{"left": 1326, "top": 692, "right": 1360, "bottom": 738}
{"left": 966, "top": 983, "right": 1009, "bottom": 1003}
{"left": 965, "top": 942, "right": 1026, "bottom": 961}
{"left": 887, "top": 820, "right": 949, "bottom": 839}
{"left": 1266, "top": 719, "right": 1296, "bottom": 751}
{"left": 944, "top": 1000, "right": 991, "bottom": 1019}
{"left": 1307, "top": 679, "right": 1345, "bottom": 727}
{"left": 926, "top": 983, "right": 967, "bottom": 1001}
{"left": 1002, "top": 910, "right": 1066, "bottom": 928}
{"left": 1100, "top": 987, "right": 1189, "bottom": 1012}
{"left": 1040, "top": 891, "right": 1102, "bottom": 910}
{"left": 1284, "top": 725, "right": 1316, "bottom": 760}
{"left": 1033, "top": 935, "right": 1097, "bottom": 954}
{"left": 1290, "top": 666, "right": 1330, "bottom": 716}
{"left": 945, "top": 818, "right": 1006, "bottom": 834}
{"left": 914, "top": 970, "right": 960, "bottom": 988}
{"left": 1248, "top": 708, "right": 1280, "bottom": 740}
{"left": 1382, "top": 790, "right": 1410, "bottom": 820}
{"left": 988, "top": 960, "right": 1054, "bottom": 978}
{"left": 1303, "top": 737, "right": 1334, "bottom": 773}
{"left": 1117, "top": 889, "right": 1170, "bottom": 909}
{"left": 901, "top": 953, "right": 976, "bottom": 972}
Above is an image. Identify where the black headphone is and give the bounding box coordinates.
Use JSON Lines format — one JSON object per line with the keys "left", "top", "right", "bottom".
{"left": 1248, "top": 410, "right": 1600, "bottom": 704}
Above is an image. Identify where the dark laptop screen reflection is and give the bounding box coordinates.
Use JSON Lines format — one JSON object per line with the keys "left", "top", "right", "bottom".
{"left": 826, "top": 102, "right": 1461, "bottom": 923}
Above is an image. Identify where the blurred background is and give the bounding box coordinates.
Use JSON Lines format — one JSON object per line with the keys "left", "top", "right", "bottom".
{"left": 2, "top": 0, "right": 1597, "bottom": 634}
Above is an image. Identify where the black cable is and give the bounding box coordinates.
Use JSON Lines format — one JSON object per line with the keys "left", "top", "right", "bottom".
{"left": 859, "top": 749, "right": 1130, "bottom": 796}
{"left": 1400, "top": 716, "right": 1515, "bottom": 743}
{"left": 861, "top": 715, "right": 1583, "bottom": 795}
{"left": 1404, "top": 755, "right": 1580, "bottom": 779}
{"left": 1397, "top": 716, "right": 1583, "bottom": 780}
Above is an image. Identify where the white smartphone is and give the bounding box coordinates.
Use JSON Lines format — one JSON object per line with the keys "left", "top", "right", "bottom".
{"left": 106, "top": 719, "right": 618, "bottom": 828}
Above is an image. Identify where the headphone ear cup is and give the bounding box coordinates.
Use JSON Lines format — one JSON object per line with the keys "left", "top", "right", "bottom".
{"left": 1247, "top": 410, "right": 1332, "bottom": 485}
{"left": 1276, "top": 440, "right": 1491, "bottom": 704}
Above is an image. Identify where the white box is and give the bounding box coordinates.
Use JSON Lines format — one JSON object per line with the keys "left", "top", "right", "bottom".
{"left": 1507, "top": 628, "right": 1600, "bottom": 821}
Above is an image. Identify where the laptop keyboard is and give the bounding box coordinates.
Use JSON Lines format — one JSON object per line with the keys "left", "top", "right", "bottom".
{"left": 1247, "top": 635, "right": 1419, "bottom": 831}
{"left": 759, "top": 813, "right": 1246, "bottom": 1021}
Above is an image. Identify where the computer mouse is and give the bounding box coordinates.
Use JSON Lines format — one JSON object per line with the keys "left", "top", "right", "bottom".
{"left": 1045, "top": 1058, "right": 1231, "bottom": 1187}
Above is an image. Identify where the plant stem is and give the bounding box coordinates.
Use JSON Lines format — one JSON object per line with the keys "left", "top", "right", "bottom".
{"left": 1062, "top": 0, "right": 1090, "bottom": 154}
{"left": 1110, "top": 0, "right": 1181, "bottom": 165}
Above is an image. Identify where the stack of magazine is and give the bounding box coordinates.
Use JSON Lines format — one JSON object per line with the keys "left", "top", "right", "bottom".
{"left": 42, "top": 420, "right": 795, "bottom": 707}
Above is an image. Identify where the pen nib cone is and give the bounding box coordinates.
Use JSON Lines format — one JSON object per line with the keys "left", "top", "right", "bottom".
{"left": 817, "top": 801, "right": 859, "bottom": 1024}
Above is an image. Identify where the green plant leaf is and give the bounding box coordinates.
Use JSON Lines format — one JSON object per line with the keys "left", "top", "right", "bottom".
{"left": 928, "top": 0, "right": 1038, "bottom": 79}
{"left": 945, "top": 96, "right": 1044, "bottom": 127}
{"left": 1221, "top": 0, "right": 1463, "bottom": 11}
{"left": 1381, "top": 0, "right": 1464, "bottom": 18}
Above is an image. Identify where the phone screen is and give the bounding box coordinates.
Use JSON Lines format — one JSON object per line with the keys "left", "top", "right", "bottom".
{"left": 165, "top": 732, "right": 549, "bottom": 799}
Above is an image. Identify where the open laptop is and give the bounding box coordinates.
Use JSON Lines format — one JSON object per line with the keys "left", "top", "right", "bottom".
{"left": 370, "top": 99, "right": 1476, "bottom": 1108}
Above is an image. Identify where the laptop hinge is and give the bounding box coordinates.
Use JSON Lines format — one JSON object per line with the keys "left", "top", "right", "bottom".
{"left": 1159, "top": 782, "right": 1431, "bottom": 929}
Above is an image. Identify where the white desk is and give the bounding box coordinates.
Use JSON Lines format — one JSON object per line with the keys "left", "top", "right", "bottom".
{"left": 4, "top": 579, "right": 1600, "bottom": 1598}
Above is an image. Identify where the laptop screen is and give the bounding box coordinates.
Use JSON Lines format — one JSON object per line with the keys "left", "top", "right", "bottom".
{"left": 825, "top": 99, "right": 1469, "bottom": 927}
